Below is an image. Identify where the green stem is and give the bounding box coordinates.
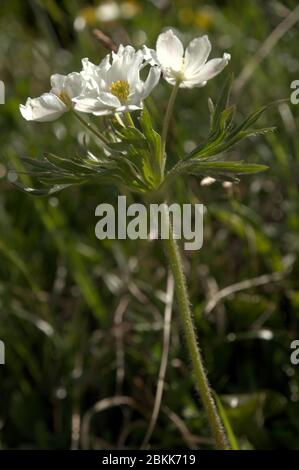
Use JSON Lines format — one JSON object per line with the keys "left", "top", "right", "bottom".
{"left": 115, "top": 113, "right": 126, "bottom": 127}
{"left": 160, "top": 82, "right": 180, "bottom": 174}
{"left": 73, "top": 111, "right": 110, "bottom": 145}
{"left": 125, "top": 112, "right": 135, "bottom": 127}
{"left": 162, "top": 207, "right": 229, "bottom": 450}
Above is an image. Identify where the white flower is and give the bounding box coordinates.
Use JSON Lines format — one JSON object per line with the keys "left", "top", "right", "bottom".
{"left": 73, "top": 45, "right": 161, "bottom": 116}
{"left": 20, "top": 72, "right": 85, "bottom": 122}
{"left": 145, "top": 30, "right": 230, "bottom": 88}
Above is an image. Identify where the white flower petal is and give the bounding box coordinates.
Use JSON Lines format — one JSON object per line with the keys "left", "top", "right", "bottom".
{"left": 50, "top": 72, "right": 85, "bottom": 103}
{"left": 114, "top": 44, "right": 124, "bottom": 57}
{"left": 90, "top": 109, "right": 113, "bottom": 116}
{"left": 162, "top": 75, "right": 178, "bottom": 87}
{"left": 81, "top": 58, "right": 97, "bottom": 79}
{"left": 127, "top": 53, "right": 144, "bottom": 87}
{"left": 98, "top": 92, "right": 121, "bottom": 108}
{"left": 63, "top": 72, "right": 84, "bottom": 99}
{"left": 81, "top": 57, "right": 110, "bottom": 88}
{"left": 98, "top": 54, "right": 111, "bottom": 72}
{"left": 122, "top": 45, "right": 137, "bottom": 62}
{"left": 180, "top": 80, "right": 207, "bottom": 89}
{"left": 92, "top": 104, "right": 142, "bottom": 116}
{"left": 20, "top": 93, "right": 66, "bottom": 122}
{"left": 72, "top": 97, "right": 99, "bottom": 113}
{"left": 74, "top": 92, "right": 121, "bottom": 115}
{"left": 184, "top": 35, "right": 211, "bottom": 78}
{"left": 113, "top": 44, "right": 135, "bottom": 60}
{"left": 50, "top": 74, "right": 65, "bottom": 94}
{"left": 116, "top": 104, "right": 142, "bottom": 113}
{"left": 112, "top": 48, "right": 140, "bottom": 85}
{"left": 185, "top": 53, "right": 231, "bottom": 86}
{"left": 142, "top": 46, "right": 158, "bottom": 68}
{"left": 107, "top": 55, "right": 126, "bottom": 84}
{"left": 141, "top": 66, "right": 161, "bottom": 100}
{"left": 156, "top": 30, "right": 184, "bottom": 72}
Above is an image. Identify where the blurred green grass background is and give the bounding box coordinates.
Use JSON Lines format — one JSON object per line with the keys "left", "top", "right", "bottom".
{"left": 0, "top": 0, "right": 299, "bottom": 450}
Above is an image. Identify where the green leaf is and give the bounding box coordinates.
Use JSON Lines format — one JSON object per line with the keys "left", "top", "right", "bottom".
{"left": 214, "top": 394, "right": 239, "bottom": 450}
{"left": 46, "top": 153, "right": 97, "bottom": 175}
{"left": 165, "top": 160, "right": 268, "bottom": 186}
{"left": 185, "top": 91, "right": 276, "bottom": 162}
{"left": 139, "top": 107, "right": 162, "bottom": 184}
{"left": 13, "top": 182, "right": 73, "bottom": 196}
{"left": 185, "top": 161, "right": 269, "bottom": 176}
{"left": 211, "top": 73, "right": 233, "bottom": 133}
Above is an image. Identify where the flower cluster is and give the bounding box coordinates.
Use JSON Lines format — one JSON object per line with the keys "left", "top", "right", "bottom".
{"left": 18, "top": 28, "right": 271, "bottom": 198}
{"left": 20, "top": 30, "right": 230, "bottom": 122}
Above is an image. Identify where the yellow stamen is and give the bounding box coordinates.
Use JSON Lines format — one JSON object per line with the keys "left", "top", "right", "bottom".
{"left": 110, "top": 80, "right": 130, "bottom": 102}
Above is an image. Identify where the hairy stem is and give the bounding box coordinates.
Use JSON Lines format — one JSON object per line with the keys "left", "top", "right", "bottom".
{"left": 162, "top": 206, "right": 229, "bottom": 450}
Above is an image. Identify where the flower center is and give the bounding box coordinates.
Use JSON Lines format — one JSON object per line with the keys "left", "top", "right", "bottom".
{"left": 174, "top": 58, "right": 186, "bottom": 80}
{"left": 165, "top": 58, "right": 185, "bottom": 83}
{"left": 58, "top": 91, "right": 72, "bottom": 108}
{"left": 110, "top": 80, "right": 130, "bottom": 102}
